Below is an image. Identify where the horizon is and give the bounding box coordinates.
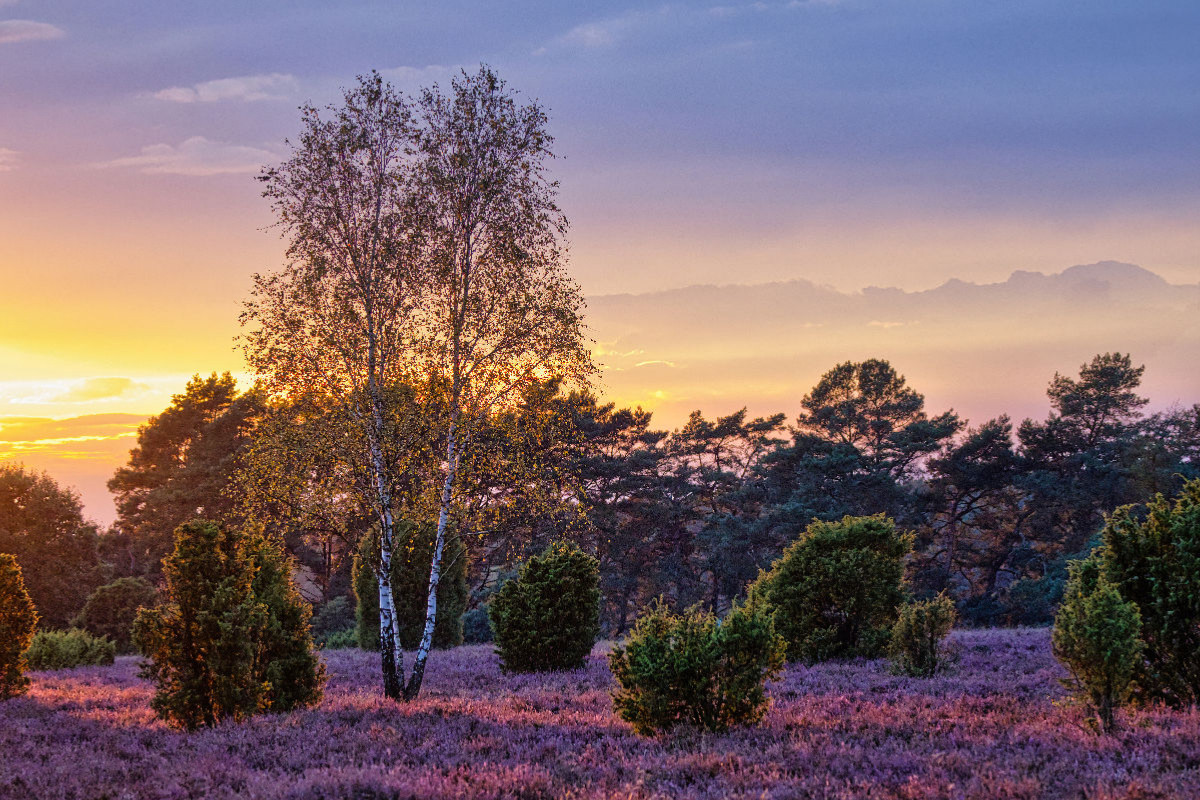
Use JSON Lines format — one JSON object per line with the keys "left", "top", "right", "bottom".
{"left": 3, "top": 258, "right": 1197, "bottom": 526}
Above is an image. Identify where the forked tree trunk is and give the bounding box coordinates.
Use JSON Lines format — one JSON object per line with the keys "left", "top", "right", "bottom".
{"left": 368, "top": 366, "right": 404, "bottom": 699}
{"left": 404, "top": 411, "right": 459, "bottom": 700}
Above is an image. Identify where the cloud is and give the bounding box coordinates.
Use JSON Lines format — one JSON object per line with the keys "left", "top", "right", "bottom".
{"left": 0, "top": 19, "right": 64, "bottom": 44}
{"left": 0, "top": 147, "right": 16, "bottom": 172}
{"left": 867, "top": 320, "right": 908, "bottom": 329}
{"left": 635, "top": 359, "right": 679, "bottom": 368}
{"left": 152, "top": 73, "right": 297, "bottom": 103}
{"left": 552, "top": 7, "right": 672, "bottom": 50}
{"left": 52, "top": 377, "right": 151, "bottom": 403}
{"left": 97, "top": 136, "right": 278, "bottom": 176}
{"left": 0, "top": 414, "right": 144, "bottom": 451}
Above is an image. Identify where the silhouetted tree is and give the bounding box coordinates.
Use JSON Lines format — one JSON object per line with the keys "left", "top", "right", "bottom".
{"left": 107, "top": 373, "right": 263, "bottom": 578}
{"left": 0, "top": 464, "right": 103, "bottom": 628}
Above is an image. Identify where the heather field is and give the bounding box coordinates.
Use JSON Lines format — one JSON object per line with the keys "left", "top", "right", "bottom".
{"left": 3, "top": 628, "right": 1198, "bottom": 800}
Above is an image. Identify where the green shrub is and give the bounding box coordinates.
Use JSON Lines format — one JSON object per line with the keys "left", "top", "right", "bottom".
{"left": 0, "top": 553, "right": 38, "bottom": 699}
{"left": 311, "top": 596, "right": 354, "bottom": 640}
{"left": 1053, "top": 554, "right": 1144, "bottom": 733}
{"left": 889, "top": 593, "right": 956, "bottom": 677}
{"left": 1099, "top": 480, "right": 1200, "bottom": 708}
{"left": 747, "top": 514, "right": 911, "bottom": 663}
{"left": 24, "top": 628, "right": 115, "bottom": 670}
{"left": 245, "top": 531, "right": 327, "bottom": 713}
{"left": 320, "top": 628, "right": 358, "bottom": 649}
{"left": 133, "top": 520, "right": 325, "bottom": 730}
{"left": 609, "top": 600, "right": 786, "bottom": 735}
{"left": 74, "top": 577, "right": 157, "bottom": 654}
{"left": 353, "top": 521, "right": 468, "bottom": 651}
{"left": 461, "top": 605, "right": 493, "bottom": 644}
{"left": 490, "top": 541, "right": 600, "bottom": 672}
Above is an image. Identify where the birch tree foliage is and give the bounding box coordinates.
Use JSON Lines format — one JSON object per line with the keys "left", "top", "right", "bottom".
{"left": 402, "top": 66, "right": 594, "bottom": 699}
{"left": 242, "top": 73, "right": 425, "bottom": 699}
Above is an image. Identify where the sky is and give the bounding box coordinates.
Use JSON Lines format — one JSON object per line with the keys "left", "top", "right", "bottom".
{"left": 1, "top": 1, "right": 1199, "bottom": 523}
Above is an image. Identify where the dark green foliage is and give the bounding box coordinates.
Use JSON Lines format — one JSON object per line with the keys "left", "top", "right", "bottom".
{"left": 1053, "top": 554, "right": 1144, "bottom": 733}
{"left": 461, "top": 605, "right": 494, "bottom": 644}
{"left": 609, "top": 600, "right": 786, "bottom": 735}
{"left": 1099, "top": 480, "right": 1200, "bottom": 708}
{"left": 352, "top": 521, "right": 468, "bottom": 651}
{"left": 310, "top": 596, "right": 354, "bottom": 641}
{"left": 889, "top": 593, "right": 956, "bottom": 677}
{"left": 74, "top": 577, "right": 157, "bottom": 654}
{"left": 244, "top": 531, "right": 328, "bottom": 713}
{"left": 0, "top": 464, "right": 104, "bottom": 630}
{"left": 490, "top": 541, "right": 600, "bottom": 672}
{"left": 133, "top": 520, "right": 325, "bottom": 730}
{"left": 107, "top": 373, "right": 263, "bottom": 579}
{"left": 24, "top": 629, "right": 115, "bottom": 670}
{"left": 0, "top": 554, "right": 38, "bottom": 699}
{"left": 748, "top": 514, "right": 911, "bottom": 663}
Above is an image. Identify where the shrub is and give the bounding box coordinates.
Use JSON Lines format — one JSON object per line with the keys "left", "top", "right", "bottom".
{"left": 0, "top": 553, "right": 38, "bottom": 699}
{"left": 889, "top": 593, "right": 956, "bottom": 677}
{"left": 490, "top": 541, "right": 600, "bottom": 672}
{"left": 24, "top": 628, "right": 115, "bottom": 670}
{"left": 461, "top": 605, "right": 493, "bottom": 644}
{"left": 245, "top": 532, "right": 327, "bottom": 713}
{"left": 1053, "top": 554, "right": 1144, "bottom": 733}
{"left": 311, "top": 596, "right": 354, "bottom": 641}
{"left": 1099, "top": 479, "right": 1200, "bottom": 707}
{"left": 133, "top": 520, "right": 325, "bottom": 730}
{"left": 353, "top": 521, "right": 468, "bottom": 651}
{"left": 74, "top": 577, "right": 157, "bottom": 654}
{"left": 609, "top": 600, "right": 786, "bottom": 735}
{"left": 747, "top": 514, "right": 911, "bottom": 663}
{"left": 320, "top": 628, "right": 358, "bottom": 649}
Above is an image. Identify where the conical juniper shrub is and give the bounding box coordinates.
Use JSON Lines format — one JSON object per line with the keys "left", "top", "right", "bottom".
{"left": 747, "top": 514, "right": 912, "bottom": 663}
{"left": 489, "top": 541, "right": 600, "bottom": 672}
{"left": 1098, "top": 479, "right": 1200, "bottom": 708}
{"left": 0, "top": 553, "right": 38, "bottom": 699}
{"left": 1052, "top": 553, "right": 1144, "bottom": 733}
{"left": 73, "top": 577, "right": 157, "bottom": 654}
{"left": 609, "top": 600, "right": 786, "bottom": 735}
{"left": 889, "top": 592, "right": 956, "bottom": 677}
{"left": 133, "top": 520, "right": 325, "bottom": 730}
{"left": 245, "top": 528, "right": 327, "bottom": 712}
{"left": 352, "top": 520, "right": 468, "bottom": 651}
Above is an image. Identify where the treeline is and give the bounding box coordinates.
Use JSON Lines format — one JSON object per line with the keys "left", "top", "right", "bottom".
{"left": 5, "top": 350, "right": 1190, "bottom": 643}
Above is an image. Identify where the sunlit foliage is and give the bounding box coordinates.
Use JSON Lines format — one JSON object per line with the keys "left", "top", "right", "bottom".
{"left": 609, "top": 600, "right": 785, "bottom": 735}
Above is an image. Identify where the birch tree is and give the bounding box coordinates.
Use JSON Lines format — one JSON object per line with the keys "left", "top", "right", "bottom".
{"left": 402, "top": 66, "right": 593, "bottom": 699}
{"left": 242, "top": 74, "right": 421, "bottom": 699}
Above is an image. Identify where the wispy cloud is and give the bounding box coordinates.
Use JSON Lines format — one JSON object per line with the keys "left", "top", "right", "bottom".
{"left": 0, "top": 147, "right": 17, "bottom": 172}
{"left": 0, "top": 414, "right": 144, "bottom": 457}
{"left": 635, "top": 359, "right": 679, "bottom": 368}
{"left": 151, "top": 73, "right": 297, "bottom": 103}
{"left": 550, "top": 7, "right": 673, "bottom": 50}
{"left": 54, "top": 377, "right": 151, "bottom": 403}
{"left": 4, "top": 377, "right": 151, "bottom": 404}
{"left": 97, "top": 136, "right": 277, "bottom": 176}
{"left": 0, "top": 19, "right": 64, "bottom": 44}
